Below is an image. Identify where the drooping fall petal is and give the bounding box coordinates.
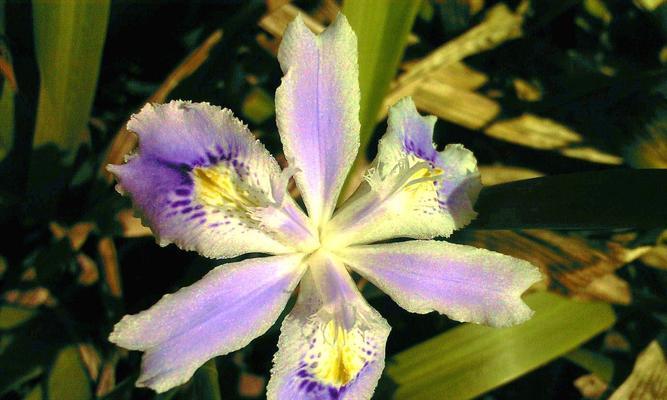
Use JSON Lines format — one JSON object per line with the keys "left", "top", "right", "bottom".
{"left": 267, "top": 252, "right": 390, "bottom": 399}
{"left": 108, "top": 101, "right": 316, "bottom": 258}
{"left": 109, "top": 254, "right": 306, "bottom": 393}
{"left": 337, "top": 240, "right": 541, "bottom": 327}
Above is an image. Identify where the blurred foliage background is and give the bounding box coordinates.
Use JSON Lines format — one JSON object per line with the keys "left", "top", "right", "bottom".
{"left": 1, "top": 0, "right": 667, "bottom": 399}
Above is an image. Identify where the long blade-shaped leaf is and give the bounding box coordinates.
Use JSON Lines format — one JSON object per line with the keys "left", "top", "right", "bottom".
{"left": 341, "top": 0, "right": 421, "bottom": 195}
{"left": 32, "top": 0, "right": 110, "bottom": 150}
{"left": 469, "top": 169, "right": 667, "bottom": 230}
{"left": 387, "top": 292, "right": 615, "bottom": 400}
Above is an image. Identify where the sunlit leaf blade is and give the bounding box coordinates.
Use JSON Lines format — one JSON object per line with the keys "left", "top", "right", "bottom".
{"left": 341, "top": 0, "right": 421, "bottom": 192}
{"left": 387, "top": 292, "right": 615, "bottom": 400}
{"left": 469, "top": 169, "right": 667, "bottom": 230}
{"left": 31, "top": 0, "right": 110, "bottom": 150}
{"left": 47, "top": 345, "right": 92, "bottom": 400}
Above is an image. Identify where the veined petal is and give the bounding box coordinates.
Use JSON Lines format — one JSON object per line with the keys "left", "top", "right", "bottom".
{"left": 109, "top": 254, "right": 306, "bottom": 393}
{"left": 276, "top": 14, "right": 360, "bottom": 226}
{"left": 267, "top": 252, "right": 390, "bottom": 400}
{"left": 337, "top": 240, "right": 542, "bottom": 327}
{"left": 108, "top": 101, "right": 317, "bottom": 258}
{"left": 324, "top": 98, "right": 481, "bottom": 247}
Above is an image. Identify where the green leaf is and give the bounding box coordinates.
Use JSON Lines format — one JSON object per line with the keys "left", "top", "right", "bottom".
{"left": 341, "top": 0, "right": 421, "bottom": 191}
{"left": 564, "top": 347, "right": 614, "bottom": 382}
{"left": 25, "top": 385, "right": 44, "bottom": 400}
{"left": 469, "top": 169, "right": 667, "bottom": 230}
{"left": 0, "top": 315, "right": 68, "bottom": 395}
{"left": 242, "top": 87, "right": 274, "bottom": 125}
{"left": 0, "top": 80, "right": 14, "bottom": 161}
{"left": 387, "top": 292, "right": 615, "bottom": 400}
{"left": 0, "top": 305, "right": 35, "bottom": 330}
{"left": 182, "top": 359, "right": 222, "bottom": 400}
{"left": 47, "top": 345, "right": 92, "bottom": 400}
{"left": 31, "top": 0, "right": 110, "bottom": 150}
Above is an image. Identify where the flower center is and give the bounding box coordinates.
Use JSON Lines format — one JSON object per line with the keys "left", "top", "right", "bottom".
{"left": 313, "top": 320, "right": 367, "bottom": 386}
{"left": 192, "top": 165, "right": 268, "bottom": 213}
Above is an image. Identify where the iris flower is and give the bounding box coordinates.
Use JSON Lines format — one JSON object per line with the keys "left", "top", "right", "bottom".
{"left": 108, "top": 14, "right": 541, "bottom": 399}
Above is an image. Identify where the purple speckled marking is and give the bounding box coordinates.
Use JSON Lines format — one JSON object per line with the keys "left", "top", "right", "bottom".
{"left": 187, "top": 211, "right": 206, "bottom": 221}
{"left": 171, "top": 200, "right": 190, "bottom": 208}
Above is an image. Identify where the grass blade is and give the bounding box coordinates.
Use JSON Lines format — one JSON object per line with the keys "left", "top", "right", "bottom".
{"left": 470, "top": 169, "right": 667, "bottom": 230}
{"left": 387, "top": 292, "right": 615, "bottom": 400}
{"left": 31, "top": 0, "right": 110, "bottom": 150}
{"left": 341, "top": 0, "right": 421, "bottom": 195}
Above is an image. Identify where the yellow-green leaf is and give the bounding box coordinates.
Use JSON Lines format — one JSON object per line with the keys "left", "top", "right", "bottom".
{"left": 32, "top": 0, "right": 110, "bottom": 150}
{"left": 387, "top": 292, "right": 615, "bottom": 400}
{"left": 0, "top": 306, "right": 35, "bottom": 330}
{"left": 47, "top": 345, "right": 92, "bottom": 400}
{"left": 341, "top": 0, "right": 421, "bottom": 194}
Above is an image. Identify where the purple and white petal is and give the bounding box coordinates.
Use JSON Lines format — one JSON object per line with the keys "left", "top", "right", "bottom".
{"left": 108, "top": 101, "right": 317, "bottom": 258}
{"left": 267, "top": 252, "right": 390, "bottom": 400}
{"left": 337, "top": 240, "right": 542, "bottom": 327}
{"left": 325, "top": 97, "right": 481, "bottom": 247}
{"left": 109, "top": 254, "right": 306, "bottom": 393}
{"left": 276, "top": 14, "right": 360, "bottom": 226}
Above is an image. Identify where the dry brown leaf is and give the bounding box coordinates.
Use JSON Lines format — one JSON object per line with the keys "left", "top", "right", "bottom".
{"left": 478, "top": 164, "right": 543, "bottom": 186}
{"left": 95, "top": 352, "right": 119, "bottom": 397}
{"left": 604, "top": 331, "right": 631, "bottom": 352}
{"left": 641, "top": 246, "right": 667, "bottom": 270}
{"left": 574, "top": 373, "right": 608, "bottom": 399}
{"left": 0, "top": 52, "right": 17, "bottom": 91}
{"left": 77, "top": 343, "right": 101, "bottom": 381}
{"left": 98, "top": 237, "right": 122, "bottom": 298}
{"left": 575, "top": 273, "right": 631, "bottom": 305}
{"left": 49, "top": 221, "right": 96, "bottom": 250}
{"left": 116, "top": 208, "right": 152, "bottom": 238}
{"left": 412, "top": 79, "right": 500, "bottom": 129}
{"left": 383, "top": 3, "right": 526, "bottom": 112}
{"left": 259, "top": 3, "right": 324, "bottom": 37}
{"left": 102, "top": 29, "right": 224, "bottom": 178}
{"left": 486, "top": 114, "right": 583, "bottom": 150}
{"left": 4, "top": 287, "right": 57, "bottom": 308}
{"left": 464, "top": 230, "right": 643, "bottom": 303}
{"left": 513, "top": 78, "right": 542, "bottom": 101}
{"left": 238, "top": 372, "right": 266, "bottom": 398}
{"left": 610, "top": 340, "right": 667, "bottom": 400}
{"left": 428, "top": 62, "right": 488, "bottom": 90}
{"left": 76, "top": 253, "right": 99, "bottom": 286}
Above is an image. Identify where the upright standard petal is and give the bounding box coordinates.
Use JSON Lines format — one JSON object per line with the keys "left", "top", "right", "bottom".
{"left": 275, "top": 14, "right": 360, "bottom": 226}
{"left": 267, "top": 252, "right": 390, "bottom": 400}
{"left": 337, "top": 241, "right": 542, "bottom": 327}
{"left": 109, "top": 254, "right": 306, "bottom": 393}
{"left": 325, "top": 98, "right": 481, "bottom": 247}
{"left": 108, "top": 101, "right": 317, "bottom": 258}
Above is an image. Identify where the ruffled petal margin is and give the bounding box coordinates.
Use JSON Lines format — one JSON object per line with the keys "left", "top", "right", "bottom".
{"left": 325, "top": 98, "right": 481, "bottom": 247}
{"left": 337, "top": 240, "right": 542, "bottom": 327}
{"left": 108, "top": 101, "right": 317, "bottom": 258}
{"left": 109, "top": 254, "right": 306, "bottom": 393}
